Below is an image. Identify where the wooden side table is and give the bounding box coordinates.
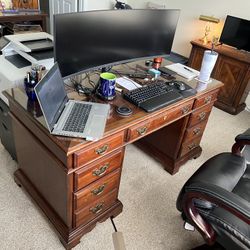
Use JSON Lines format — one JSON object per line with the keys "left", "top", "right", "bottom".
{"left": 188, "top": 40, "right": 250, "bottom": 115}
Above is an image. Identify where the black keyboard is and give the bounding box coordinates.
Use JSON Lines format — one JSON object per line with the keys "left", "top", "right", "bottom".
{"left": 63, "top": 103, "right": 92, "bottom": 133}
{"left": 123, "top": 81, "right": 183, "bottom": 112}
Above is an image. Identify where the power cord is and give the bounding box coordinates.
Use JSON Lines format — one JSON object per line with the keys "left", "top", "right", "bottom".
{"left": 70, "top": 72, "right": 100, "bottom": 96}
{"left": 110, "top": 217, "right": 126, "bottom": 250}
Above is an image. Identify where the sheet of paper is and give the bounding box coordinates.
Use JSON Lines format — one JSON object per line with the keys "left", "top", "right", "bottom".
{"left": 165, "top": 63, "right": 199, "bottom": 80}
{"left": 116, "top": 76, "right": 141, "bottom": 90}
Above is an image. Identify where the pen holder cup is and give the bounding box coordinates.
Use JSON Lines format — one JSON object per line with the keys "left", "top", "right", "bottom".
{"left": 98, "top": 72, "right": 116, "bottom": 100}
{"left": 24, "top": 80, "right": 37, "bottom": 101}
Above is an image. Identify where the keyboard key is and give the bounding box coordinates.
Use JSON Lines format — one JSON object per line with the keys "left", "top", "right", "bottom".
{"left": 63, "top": 103, "right": 91, "bottom": 132}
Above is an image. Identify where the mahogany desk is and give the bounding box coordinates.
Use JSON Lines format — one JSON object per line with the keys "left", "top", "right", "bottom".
{"left": 4, "top": 62, "right": 223, "bottom": 249}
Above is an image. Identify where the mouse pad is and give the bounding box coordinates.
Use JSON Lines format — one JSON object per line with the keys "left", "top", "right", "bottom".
{"left": 167, "top": 80, "right": 197, "bottom": 98}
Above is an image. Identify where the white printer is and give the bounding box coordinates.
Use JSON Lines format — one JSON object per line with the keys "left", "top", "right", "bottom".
{"left": 0, "top": 32, "right": 54, "bottom": 104}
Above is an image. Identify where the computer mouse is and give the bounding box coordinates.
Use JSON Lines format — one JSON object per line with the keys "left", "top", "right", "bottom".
{"left": 168, "top": 80, "right": 186, "bottom": 91}
{"left": 176, "top": 82, "right": 186, "bottom": 91}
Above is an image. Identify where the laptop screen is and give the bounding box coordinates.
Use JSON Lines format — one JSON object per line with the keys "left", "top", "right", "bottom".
{"left": 35, "top": 63, "right": 68, "bottom": 132}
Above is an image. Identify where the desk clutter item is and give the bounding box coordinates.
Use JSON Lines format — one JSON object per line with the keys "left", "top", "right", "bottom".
{"left": 98, "top": 72, "right": 117, "bottom": 100}
{"left": 123, "top": 81, "right": 183, "bottom": 112}
{"left": 116, "top": 106, "right": 132, "bottom": 116}
{"left": 167, "top": 80, "right": 197, "bottom": 97}
{"left": 34, "top": 63, "right": 110, "bottom": 141}
{"left": 148, "top": 68, "right": 161, "bottom": 78}
{"left": 198, "top": 50, "right": 218, "bottom": 83}
{"left": 24, "top": 64, "right": 46, "bottom": 100}
{"left": 116, "top": 76, "right": 141, "bottom": 91}
{"left": 165, "top": 63, "right": 199, "bottom": 80}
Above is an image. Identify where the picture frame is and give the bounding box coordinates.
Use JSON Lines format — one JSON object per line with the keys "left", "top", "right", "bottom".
{"left": 0, "top": 0, "right": 40, "bottom": 13}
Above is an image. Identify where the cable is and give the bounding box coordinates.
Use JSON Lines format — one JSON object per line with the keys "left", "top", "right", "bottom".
{"left": 110, "top": 217, "right": 117, "bottom": 232}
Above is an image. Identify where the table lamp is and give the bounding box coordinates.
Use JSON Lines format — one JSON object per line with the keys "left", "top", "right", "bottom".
{"left": 199, "top": 15, "right": 220, "bottom": 45}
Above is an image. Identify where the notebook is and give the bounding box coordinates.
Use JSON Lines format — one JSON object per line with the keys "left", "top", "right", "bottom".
{"left": 165, "top": 63, "right": 199, "bottom": 80}
{"left": 34, "top": 63, "right": 110, "bottom": 141}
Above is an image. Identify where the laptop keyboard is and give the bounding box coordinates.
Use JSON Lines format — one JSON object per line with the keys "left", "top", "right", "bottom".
{"left": 63, "top": 103, "right": 92, "bottom": 133}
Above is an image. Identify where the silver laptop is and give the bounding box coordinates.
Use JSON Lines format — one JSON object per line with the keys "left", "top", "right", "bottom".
{"left": 34, "top": 63, "right": 110, "bottom": 141}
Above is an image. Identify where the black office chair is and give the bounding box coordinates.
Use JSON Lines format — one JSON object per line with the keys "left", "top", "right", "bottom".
{"left": 177, "top": 129, "right": 250, "bottom": 250}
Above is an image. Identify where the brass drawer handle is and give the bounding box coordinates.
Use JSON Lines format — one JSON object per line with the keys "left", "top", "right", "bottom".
{"left": 95, "top": 144, "right": 109, "bottom": 155}
{"left": 92, "top": 163, "right": 109, "bottom": 177}
{"left": 182, "top": 106, "right": 190, "bottom": 115}
{"left": 90, "top": 202, "right": 104, "bottom": 214}
{"left": 137, "top": 126, "right": 147, "bottom": 136}
{"left": 198, "top": 112, "right": 206, "bottom": 121}
{"left": 91, "top": 184, "right": 106, "bottom": 196}
{"left": 193, "top": 128, "right": 201, "bottom": 135}
{"left": 204, "top": 96, "right": 212, "bottom": 104}
{"left": 188, "top": 143, "right": 197, "bottom": 151}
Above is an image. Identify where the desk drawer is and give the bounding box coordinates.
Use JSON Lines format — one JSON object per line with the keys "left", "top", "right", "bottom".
{"left": 152, "top": 100, "right": 194, "bottom": 128}
{"left": 188, "top": 104, "right": 212, "bottom": 127}
{"left": 126, "top": 120, "right": 153, "bottom": 142}
{"left": 74, "top": 149, "right": 124, "bottom": 191}
{"left": 127, "top": 100, "right": 194, "bottom": 142}
{"left": 74, "top": 189, "right": 118, "bottom": 227}
{"left": 74, "top": 168, "right": 120, "bottom": 211}
{"left": 179, "top": 136, "right": 202, "bottom": 157}
{"left": 74, "top": 131, "right": 124, "bottom": 168}
{"left": 193, "top": 90, "right": 218, "bottom": 109}
{"left": 183, "top": 120, "right": 207, "bottom": 143}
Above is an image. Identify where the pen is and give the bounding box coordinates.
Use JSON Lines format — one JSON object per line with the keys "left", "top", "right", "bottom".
{"left": 183, "top": 67, "right": 194, "bottom": 73}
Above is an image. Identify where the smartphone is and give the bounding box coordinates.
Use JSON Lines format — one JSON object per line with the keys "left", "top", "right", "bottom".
{"left": 158, "top": 67, "right": 177, "bottom": 76}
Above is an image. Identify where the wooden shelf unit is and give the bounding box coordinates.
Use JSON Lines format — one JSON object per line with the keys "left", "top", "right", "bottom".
{"left": 0, "top": 13, "right": 47, "bottom": 34}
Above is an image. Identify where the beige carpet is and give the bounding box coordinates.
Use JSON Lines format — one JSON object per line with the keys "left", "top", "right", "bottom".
{"left": 0, "top": 107, "right": 249, "bottom": 250}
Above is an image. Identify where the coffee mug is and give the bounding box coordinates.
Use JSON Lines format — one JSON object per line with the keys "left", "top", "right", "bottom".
{"left": 98, "top": 72, "right": 116, "bottom": 100}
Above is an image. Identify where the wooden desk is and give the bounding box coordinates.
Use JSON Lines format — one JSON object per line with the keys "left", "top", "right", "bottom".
{"left": 4, "top": 61, "right": 223, "bottom": 249}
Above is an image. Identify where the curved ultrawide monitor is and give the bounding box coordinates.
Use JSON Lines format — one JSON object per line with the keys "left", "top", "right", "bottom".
{"left": 54, "top": 9, "right": 180, "bottom": 79}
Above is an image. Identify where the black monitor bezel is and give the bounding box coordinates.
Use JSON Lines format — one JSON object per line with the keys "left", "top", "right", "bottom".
{"left": 53, "top": 9, "right": 180, "bottom": 79}
{"left": 219, "top": 15, "right": 250, "bottom": 51}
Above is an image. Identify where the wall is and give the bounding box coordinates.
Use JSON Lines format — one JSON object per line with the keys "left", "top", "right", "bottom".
{"left": 127, "top": 0, "right": 250, "bottom": 109}
{"left": 83, "top": 0, "right": 114, "bottom": 10}
{"left": 127, "top": 0, "right": 250, "bottom": 57}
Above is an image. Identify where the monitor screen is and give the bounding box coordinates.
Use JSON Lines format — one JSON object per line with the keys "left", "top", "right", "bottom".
{"left": 220, "top": 15, "right": 250, "bottom": 51}
{"left": 54, "top": 9, "right": 180, "bottom": 78}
